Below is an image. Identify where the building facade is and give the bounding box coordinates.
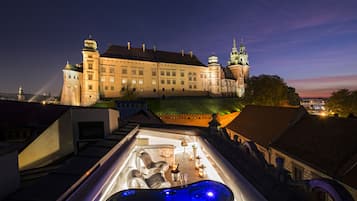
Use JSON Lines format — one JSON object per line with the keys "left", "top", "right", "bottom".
{"left": 60, "top": 38, "right": 250, "bottom": 106}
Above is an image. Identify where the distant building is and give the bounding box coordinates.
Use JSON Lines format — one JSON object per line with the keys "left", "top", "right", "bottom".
{"left": 60, "top": 37, "right": 250, "bottom": 106}
{"left": 300, "top": 98, "right": 327, "bottom": 116}
{"left": 226, "top": 105, "right": 357, "bottom": 200}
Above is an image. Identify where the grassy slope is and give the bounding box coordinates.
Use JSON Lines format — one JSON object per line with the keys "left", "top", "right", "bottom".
{"left": 94, "top": 97, "right": 244, "bottom": 115}
{"left": 144, "top": 97, "right": 243, "bottom": 114}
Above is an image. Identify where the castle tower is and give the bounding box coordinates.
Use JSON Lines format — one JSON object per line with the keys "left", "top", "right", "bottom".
{"left": 228, "top": 38, "right": 250, "bottom": 97}
{"left": 17, "top": 86, "right": 25, "bottom": 101}
{"left": 81, "top": 37, "right": 100, "bottom": 106}
{"left": 208, "top": 55, "right": 221, "bottom": 96}
{"left": 60, "top": 61, "right": 82, "bottom": 106}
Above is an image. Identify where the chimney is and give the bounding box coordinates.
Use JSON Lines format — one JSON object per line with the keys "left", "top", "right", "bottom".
{"left": 127, "top": 41, "right": 131, "bottom": 50}
{"left": 189, "top": 51, "right": 193, "bottom": 58}
{"left": 181, "top": 49, "right": 184, "bottom": 56}
{"left": 142, "top": 43, "right": 145, "bottom": 52}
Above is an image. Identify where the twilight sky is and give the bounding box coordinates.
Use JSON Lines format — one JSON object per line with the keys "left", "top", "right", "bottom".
{"left": 1, "top": 0, "right": 357, "bottom": 97}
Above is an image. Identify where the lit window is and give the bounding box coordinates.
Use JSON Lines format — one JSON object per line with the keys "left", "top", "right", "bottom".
{"left": 139, "top": 80, "right": 143, "bottom": 85}
{"left": 122, "top": 69, "right": 127, "bottom": 74}
{"left": 152, "top": 80, "right": 156, "bottom": 85}
{"left": 132, "top": 80, "right": 137, "bottom": 84}
{"left": 109, "top": 68, "right": 115, "bottom": 73}
{"left": 110, "top": 76, "right": 114, "bottom": 82}
{"left": 88, "top": 74, "right": 93, "bottom": 80}
{"left": 101, "top": 77, "right": 105, "bottom": 82}
{"left": 139, "top": 70, "right": 144, "bottom": 75}
{"left": 122, "top": 79, "right": 127, "bottom": 84}
{"left": 88, "top": 63, "right": 93, "bottom": 69}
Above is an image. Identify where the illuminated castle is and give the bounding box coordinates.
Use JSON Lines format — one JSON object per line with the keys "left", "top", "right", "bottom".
{"left": 60, "top": 37, "right": 250, "bottom": 106}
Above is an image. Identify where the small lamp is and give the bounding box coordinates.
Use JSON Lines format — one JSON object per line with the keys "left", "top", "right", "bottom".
{"left": 195, "top": 156, "right": 201, "bottom": 169}
{"left": 198, "top": 164, "right": 207, "bottom": 178}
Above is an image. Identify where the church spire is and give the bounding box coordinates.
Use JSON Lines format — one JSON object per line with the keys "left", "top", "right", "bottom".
{"left": 233, "top": 38, "right": 237, "bottom": 49}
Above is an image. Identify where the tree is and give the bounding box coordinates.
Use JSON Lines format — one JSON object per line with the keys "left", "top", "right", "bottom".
{"left": 326, "top": 89, "right": 357, "bottom": 117}
{"left": 244, "top": 74, "right": 300, "bottom": 107}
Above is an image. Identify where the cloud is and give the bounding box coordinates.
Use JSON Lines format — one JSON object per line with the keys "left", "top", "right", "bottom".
{"left": 287, "top": 75, "right": 357, "bottom": 97}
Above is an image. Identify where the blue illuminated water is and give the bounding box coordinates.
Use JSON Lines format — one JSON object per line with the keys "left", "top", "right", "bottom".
{"left": 106, "top": 180, "right": 234, "bottom": 201}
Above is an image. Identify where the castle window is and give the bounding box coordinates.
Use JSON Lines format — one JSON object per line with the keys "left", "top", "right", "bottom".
{"left": 153, "top": 88, "right": 156, "bottom": 92}
{"left": 189, "top": 85, "right": 192, "bottom": 89}
{"left": 172, "top": 80, "right": 176, "bottom": 85}
{"left": 100, "top": 67, "right": 106, "bottom": 73}
{"left": 122, "top": 79, "right": 127, "bottom": 84}
{"left": 162, "top": 88, "right": 165, "bottom": 91}
{"left": 88, "top": 85, "right": 93, "bottom": 90}
{"left": 152, "top": 80, "right": 156, "bottom": 85}
{"left": 88, "top": 55, "right": 93, "bottom": 58}
{"left": 193, "top": 77, "right": 196, "bottom": 81}
{"left": 161, "top": 80, "right": 165, "bottom": 84}
{"left": 110, "top": 68, "right": 115, "bottom": 73}
{"left": 167, "top": 80, "right": 171, "bottom": 84}
{"left": 193, "top": 85, "right": 197, "bottom": 89}
{"left": 139, "top": 70, "right": 144, "bottom": 75}
{"left": 68, "top": 75, "right": 71, "bottom": 79}
{"left": 105, "top": 86, "right": 108, "bottom": 90}
{"left": 292, "top": 163, "right": 304, "bottom": 181}
{"left": 189, "top": 77, "right": 192, "bottom": 81}
{"left": 122, "top": 69, "right": 127, "bottom": 74}
{"left": 109, "top": 76, "right": 114, "bottom": 82}
{"left": 132, "top": 80, "right": 137, "bottom": 84}
{"left": 132, "top": 88, "right": 136, "bottom": 92}
{"left": 88, "top": 63, "right": 93, "bottom": 69}
{"left": 180, "top": 72, "right": 184, "bottom": 77}
{"left": 111, "top": 86, "right": 114, "bottom": 90}
{"left": 88, "top": 74, "right": 93, "bottom": 80}
{"left": 132, "top": 69, "right": 136, "bottom": 75}
{"left": 100, "top": 77, "right": 105, "bottom": 82}
{"left": 166, "top": 71, "right": 170, "bottom": 76}
{"left": 171, "top": 88, "right": 174, "bottom": 91}
{"left": 181, "top": 80, "right": 184, "bottom": 85}
{"left": 193, "top": 72, "right": 196, "bottom": 76}
{"left": 160, "top": 71, "right": 164, "bottom": 76}
{"left": 139, "top": 80, "right": 143, "bottom": 85}
{"left": 152, "top": 70, "right": 156, "bottom": 76}
{"left": 172, "top": 71, "right": 176, "bottom": 76}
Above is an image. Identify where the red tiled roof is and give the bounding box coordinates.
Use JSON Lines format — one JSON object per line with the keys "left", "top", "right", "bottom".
{"left": 272, "top": 115, "right": 357, "bottom": 189}
{"left": 101, "top": 45, "right": 206, "bottom": 66}
{"left": 226, "top": 105, "right": 307, "bottom": 148}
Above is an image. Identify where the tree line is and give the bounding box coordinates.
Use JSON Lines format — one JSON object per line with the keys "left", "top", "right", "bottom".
{"left": 326, "top": 89, "right": 357, "bottom": 117}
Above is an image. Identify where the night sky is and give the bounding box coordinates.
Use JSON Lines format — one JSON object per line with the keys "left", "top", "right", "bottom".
{"left": 1, "top": 0, "right": 357, "bottom": 97}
